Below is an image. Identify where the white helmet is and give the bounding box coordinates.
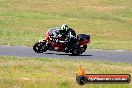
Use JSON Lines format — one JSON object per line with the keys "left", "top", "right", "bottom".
{"left": 61, "top": 24, "right": 69, "bottom": 31}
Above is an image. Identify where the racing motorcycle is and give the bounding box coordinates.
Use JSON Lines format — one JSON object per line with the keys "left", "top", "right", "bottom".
{"left": 33, "top": 31, "right": 90, "bottom": 56}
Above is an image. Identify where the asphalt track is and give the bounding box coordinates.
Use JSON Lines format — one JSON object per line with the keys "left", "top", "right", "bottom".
{"left": 0, "top": 45, "right": 132, "bottom": 63}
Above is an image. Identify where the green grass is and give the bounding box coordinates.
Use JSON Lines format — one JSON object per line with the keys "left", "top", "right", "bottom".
{"left": 0, "top": 56, "right": 132, "bottom": 88}
{"left": 0, "top": 0, "right": 132, "bottom": 49}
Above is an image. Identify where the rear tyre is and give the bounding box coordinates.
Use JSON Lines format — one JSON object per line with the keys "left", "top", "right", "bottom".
{"left": 80, "top": 45, "right": 87, "bottom": 54}
{"left": 71, "top": 45, "right": 80, "bottom": 56}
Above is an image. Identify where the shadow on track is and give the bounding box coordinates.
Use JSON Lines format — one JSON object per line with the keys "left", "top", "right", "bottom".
{"left": 44, "top": 53, "right": 55, "bottom": 54}
{"left": 39, "top": 52, "right": 93, "bottom": 57}
{"left": 78, "top": 54, "right": 93, "bottom": 56}
{"left": 56, "top": 53, "right": 93, "bottom": 57}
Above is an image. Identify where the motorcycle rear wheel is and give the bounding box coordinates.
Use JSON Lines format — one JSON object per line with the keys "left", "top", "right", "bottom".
{"left": 71, "top": 45, "right": 80, "bottom": 56}
{"left": 80, "top": 45, "right": 87, "bottom": 54}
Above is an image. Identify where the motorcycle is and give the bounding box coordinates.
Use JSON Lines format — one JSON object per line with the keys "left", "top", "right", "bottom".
{"left": 33, "top": 31, "right": 90, "bottom": 56}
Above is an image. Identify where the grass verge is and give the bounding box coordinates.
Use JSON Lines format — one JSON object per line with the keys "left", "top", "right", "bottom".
{"left": 0, "top": 56, "right": 132, "bottom": 88}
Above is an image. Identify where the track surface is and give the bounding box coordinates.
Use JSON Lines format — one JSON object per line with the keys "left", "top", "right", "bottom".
{"left": 0, "top": 45, "right": 132, "bottom": 63}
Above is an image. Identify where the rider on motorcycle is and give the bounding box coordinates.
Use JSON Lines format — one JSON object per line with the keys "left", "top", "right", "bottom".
{"left": 45, "top": 24, "right": 77, "bottom": 52}
{"left": 59, "top": 24, "right": 77, "bottom": 41}
{"left": 45, "top": 24, "right": 76, "bottom": 43}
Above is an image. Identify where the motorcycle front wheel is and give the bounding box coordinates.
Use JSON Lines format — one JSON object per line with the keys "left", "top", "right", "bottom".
{"left": 33, "top": 41, "right": 48, "bottom": 53}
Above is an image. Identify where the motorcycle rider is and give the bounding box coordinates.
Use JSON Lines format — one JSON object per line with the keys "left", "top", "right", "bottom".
{"left": 59, "top": 24, "right": 76, "bottom": 40}
{"left": 46, "top": 24, "right": 76, "bottom": 42}
{"left": 45, "top": 24, "right": 77, "bottom": 52}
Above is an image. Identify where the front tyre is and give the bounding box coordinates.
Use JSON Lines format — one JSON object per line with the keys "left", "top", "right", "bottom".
{"left": 33, "top": 42, "right": 47, "bottom": 53}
